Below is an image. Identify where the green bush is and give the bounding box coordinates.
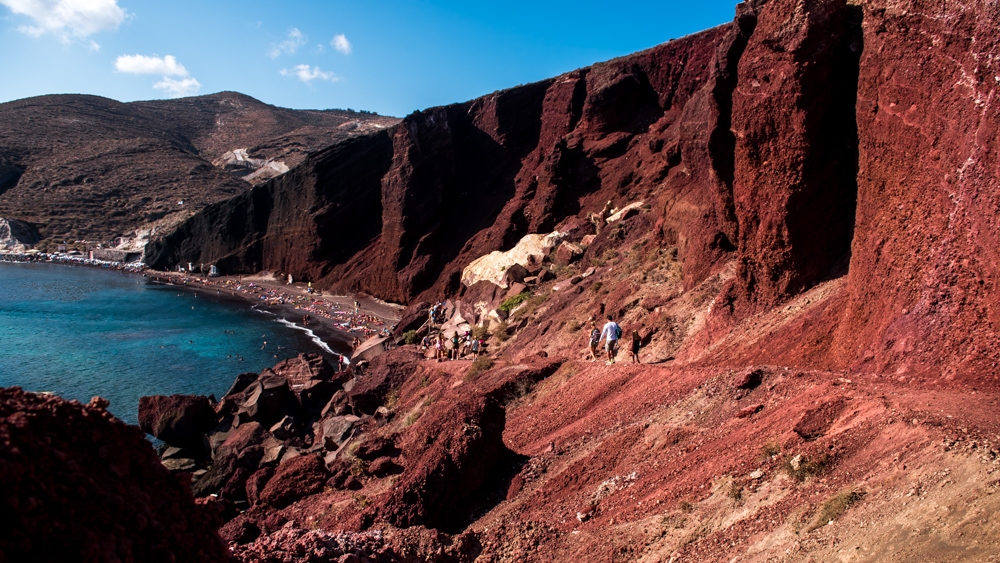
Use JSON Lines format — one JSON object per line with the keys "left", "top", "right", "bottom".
{"left": 403, "top": 330, "right": 419, "bottom": 345}
{"left": 465, "top": 356, "right": 495, "bottom": 381}
{"left": 499, "top": 292, "right": 532, "bottom": 313}
{"left": 806, "top": 489, "right": 866, "bottom": 532}
{"left": 782, "top": 453, "right": 828, "bottom": 483}
{"left": 493, "top": 321, "right": 509, "bottom": 342}
{"left": 472, "top": 325, "right": 489, "bottom": 340}
{"left": 511, "top": 291, "right": 550, "bottom": 320}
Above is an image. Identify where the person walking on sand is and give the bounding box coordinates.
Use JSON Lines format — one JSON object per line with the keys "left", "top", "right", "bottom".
{"left": 587, "top": 320, "right": 601, "bottom": 361}
{"left": 629, "top": 329, "right": 641, "bottom": 364}
{"left": 599, "top": 315, "right": 622, "bottom": 365}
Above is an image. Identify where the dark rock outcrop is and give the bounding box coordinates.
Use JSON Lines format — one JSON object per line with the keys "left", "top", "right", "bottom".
{"left": 348, "top": 348, "right": 425, "bottom": 415}
{"left": 138, "top": 394, "right": 218, "bottom": 451}
{"left": 259, "top": 454, "right": 330, "bottom": 509}
{"left": 0, "top": 388, "right": 229, "bottom": 561}
{"left": 371, "top": 394, "right": 514, "bottom": 533}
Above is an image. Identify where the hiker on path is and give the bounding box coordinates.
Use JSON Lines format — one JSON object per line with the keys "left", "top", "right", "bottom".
{"left": 629, "top": 329, "right": 641, "bottom": 364}
{"left": 435, "top": 333, "right": 445, "bottom": 361}
{"left": 587, "top": 320, "right": 601, "bottom": 361}
{"left": 599, "top": 315, "right": 622, "bottom": 365}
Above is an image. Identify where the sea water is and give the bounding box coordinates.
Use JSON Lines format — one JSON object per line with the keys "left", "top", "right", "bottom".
{"left": 0, "top": 262, "right": 335, "bottom": 425}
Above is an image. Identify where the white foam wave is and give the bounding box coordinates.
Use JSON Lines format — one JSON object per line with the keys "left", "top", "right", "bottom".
{"left": 274, "top": 317, "right": 336, "bottom": 356}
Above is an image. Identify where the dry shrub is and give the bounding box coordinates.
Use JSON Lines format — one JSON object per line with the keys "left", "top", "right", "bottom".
{"left": 805, "top": 489, "right": 866, "bottom": 532}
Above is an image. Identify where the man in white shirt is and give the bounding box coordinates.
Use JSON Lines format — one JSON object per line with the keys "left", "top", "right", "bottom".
{"left": 599, "top": 315, "right": 621, "bottom": 365}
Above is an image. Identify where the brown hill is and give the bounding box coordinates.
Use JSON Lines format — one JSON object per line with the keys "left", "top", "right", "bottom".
{"left": 0, "top": 92, "right": 398, "bottom": 247}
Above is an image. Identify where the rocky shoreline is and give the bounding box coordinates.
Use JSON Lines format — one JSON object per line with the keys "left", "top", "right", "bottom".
{"left": 0, "top": 250, "right": 404, "bottom": 362}
{"left": 143, "top": 270, "right": 404, "bottom": 361}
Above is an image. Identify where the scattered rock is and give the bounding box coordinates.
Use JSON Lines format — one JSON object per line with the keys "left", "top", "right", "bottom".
{"left": 246, "top": 466, "right": 276, "bottom": 507}
{"left": 321, "top": 389, "right": 351, "bottom": 418}
{"left": 369, "top": 456, "right": 403, "bottom": 476}
{"left": 260, "top": 454, "right": 330, "bottom": 509}
{"left": 794, "top": 398, "right": 849, "bottom": 440}
{"left": 219, "top": 517, "right": 261, "bottom": 545}
{"left": 733, "top": 368, "right": 766, "bottom": 390}
{"left": 317, "top": 415, "right": 360, "bottom": 450}
{"left": 555, "top": 241, "right": 585, "bottom": 265}
{"left": 161, "top": 457, "right": 197, "bottom": 472}
{"left": 736, "top": 404, "right": 764, "bottom": 418}
{"left": 502, "top": 263, "right": 530, "bottom": 287}
{"left": 270, "top": 415, "right": 298, "bottom": 441}
{"left": 224, "top": 372, "right": 259, "bottom": 399}
{"left": 138, "top": 394, "right": 219, "bottom": 450}
{"left": 505, "top": 282, "right": 527, "bottom": 299}
{"left": 241, "top": 374, "right": 302, "bottom": 428}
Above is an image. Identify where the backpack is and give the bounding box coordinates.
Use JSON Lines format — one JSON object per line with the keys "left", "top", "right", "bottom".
{"left": 614, "top": 324, "right": 622, "bottom": 340}
{"left": 590, "top": 328, "right": 600, "bottom": 343}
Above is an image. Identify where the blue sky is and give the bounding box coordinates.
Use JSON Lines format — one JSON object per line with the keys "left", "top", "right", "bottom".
{"left": 0, "top": 0, "right": 739, "bottom": 117}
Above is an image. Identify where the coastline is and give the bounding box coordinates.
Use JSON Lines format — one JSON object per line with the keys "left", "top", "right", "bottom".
{"left": 0, "top": 251, "right": 404, "bottom": 362}
{"left": 143, "top": 270, "right": 404, "bottom": 360}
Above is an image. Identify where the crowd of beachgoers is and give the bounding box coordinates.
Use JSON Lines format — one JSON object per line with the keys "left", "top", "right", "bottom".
{"left": 145, "top": 272, "right": 395, "bottom": 341}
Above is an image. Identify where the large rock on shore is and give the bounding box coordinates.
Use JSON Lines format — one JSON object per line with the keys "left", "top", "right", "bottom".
{"left": 138, "top": 394, "right": 219, "bottom": 450}
{"left": 368, "top": 394, "right": 515, "bottom": 533}
{"left": 0, "top": 388, "right": 229, "bottom": 561}
{"left": 272, "top": 353, "right": 341, "bottom": 388}
{"left": 241, "top": 373, "right": 303, "bottom": 428}
{"left": 348, "top": 348, "right": 425, "bottom": 415}
{"left": 260, "top": 454, "right": 330, "bottom": 509}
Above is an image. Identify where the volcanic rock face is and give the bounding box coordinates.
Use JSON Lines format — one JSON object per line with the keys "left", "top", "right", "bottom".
{"left": 728, "top": 0, "right": 861, "bottom": 312}
{"left": 830, "top": 0, "right": 1000, "bottom": 379}
{"left": 0, "top": 92, "right": 398, "bottom": 247}
{"left": 0, "top": 388, "right": 228, "bottom": 561}
{"left": 151, "top": 0, "right": 1000, "bottom": 382}
{"left": 146, "top": 26, "right": 739, "bottom": 303}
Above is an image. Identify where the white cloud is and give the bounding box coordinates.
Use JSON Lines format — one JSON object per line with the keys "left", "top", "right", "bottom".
{"left": 153, "top": 77, "right": 201, "bottom": 98}
{"left": 114, "top": 54, "right": 189, "bottom": 76}
{"left": 2, "top": 0, "right": 127, "bottom": 42}
{"left": 331, "top": 34, "right": 351, "bottom": 55}
{"left": 269, "top": 27, "right": 306, "bottom": 58}
{"left": 280, "top": 64, "right": 338, "bottom": 84}
{"left": 114, "top": 54, "right": 199, "bottom": 98}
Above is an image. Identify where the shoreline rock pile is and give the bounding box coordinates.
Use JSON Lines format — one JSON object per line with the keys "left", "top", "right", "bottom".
{"left": 139, "top": 354, "right": 371, "bottom": 511}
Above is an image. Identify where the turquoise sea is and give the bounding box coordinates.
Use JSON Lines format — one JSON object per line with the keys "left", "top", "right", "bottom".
{"left": 0, "top": 262, "right": 336, "bottom": 425}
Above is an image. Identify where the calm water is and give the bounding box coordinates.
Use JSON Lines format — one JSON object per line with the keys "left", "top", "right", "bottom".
{"left": 0, "top": 262, "right": 335, "bottom": 425}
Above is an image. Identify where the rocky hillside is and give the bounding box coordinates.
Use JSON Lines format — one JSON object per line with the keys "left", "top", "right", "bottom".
{"left": 0, "top": 92, "right": 398, "bottom": 248}
{"left": 148, "top": 0, "right": 999, "bottom": 384}
{"left": 7, "top": 0, "right": 1000, "bottom": 560}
